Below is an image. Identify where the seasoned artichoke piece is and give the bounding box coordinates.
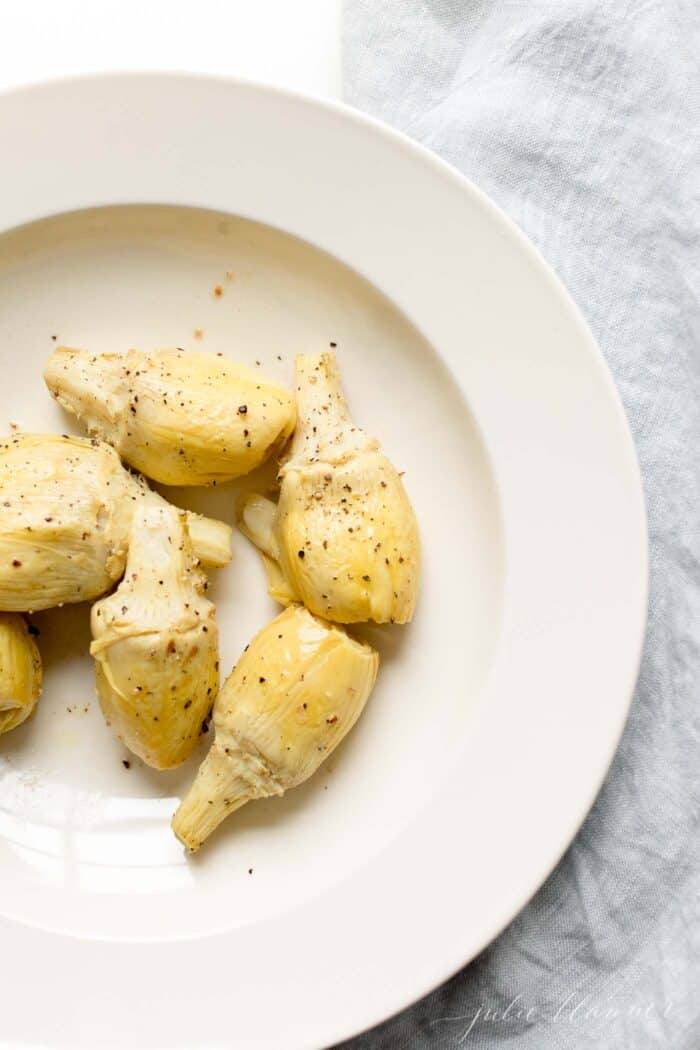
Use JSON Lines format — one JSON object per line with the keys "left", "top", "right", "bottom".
{"left": 172, "top": 604, "right": 378, "bottom": 851}
{"left": 0, "top": 433, "right": 231, "bottom": 612}
{"left": 239, "top": 352, "right": 420, "bottom": 624}
{"left": 91, "top": 497, "right": 219, "bottom": 770}
{"left": 0, "top": 613, "right": 42, "bottom": 736}
{"left": 44, "top": 346, "right": 296, "bottom": 486}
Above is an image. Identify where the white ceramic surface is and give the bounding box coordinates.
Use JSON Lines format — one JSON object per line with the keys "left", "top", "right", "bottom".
{"left": 0, "top": 75, "right": 646, "bottom": 1049}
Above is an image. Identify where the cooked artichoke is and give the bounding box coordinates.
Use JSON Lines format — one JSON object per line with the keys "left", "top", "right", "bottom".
{"left": 0, "top": 433, "right": 231, "bottom": 612}
{"left": 44, "top": 346, "right": 296, "bottom": 486}
{"left": 0, "top": 613, "right": 42, "bottom": 735}
{"left": 91, "top": 497, "right": 219, "bottom": 769}
{"left": 239, "top": 352, "right": 420, "bottom": 624}
{"left": 172, "top": 604, "right": 378, "bottom": 851}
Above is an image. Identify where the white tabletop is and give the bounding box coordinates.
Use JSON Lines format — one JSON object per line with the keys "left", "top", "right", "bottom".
{"left": 0, "top": 0, "right": 341, "bottom": 97}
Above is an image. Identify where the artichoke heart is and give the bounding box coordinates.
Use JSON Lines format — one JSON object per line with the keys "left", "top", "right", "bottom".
{"left": 0, "top": 433, "right": 231, "bottom": 612}
{"left": 44, "top": 346, "right": 296, "bottom": 486}
{"left": 172, "top": 604, "right": 378, "bottom": 851}
{"left": 239, "top": 352, "right": 420, "bottom": 624}
{"left": 0, "top": 613, "right": 42, "bottom": 736}
{"left": 91, "top": 496, "right": 219, "bottom": 769}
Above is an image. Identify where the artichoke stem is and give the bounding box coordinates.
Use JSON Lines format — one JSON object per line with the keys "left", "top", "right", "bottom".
{"left": 185, "top": 513, "right": 232, "bottom": 568}
{"left": 238, "top": 494, "right": 278, "bottom": 559}
{"left": 44, "top": 346, "right": 121, "bottom": 431}
{"left": 287, "top": 352, "right": 357, "bottom": 464}
{"left": 172, "top": 744, "right": 276, "bottom": 852}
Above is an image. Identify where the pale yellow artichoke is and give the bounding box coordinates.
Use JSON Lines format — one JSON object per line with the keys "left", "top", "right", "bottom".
{"left": 0, "top": 433, "right": 231, "bottom": 612}
{"left": 91, "top": 497, "right": 219, "bottom": 769}
{"left": 239, "top": 352, "right": 420, "bottom": 624}
{"left": 44, "top": 346, "right": 296, "bottom": 486}
{"left": 172, "top": 604, "right": 378, "bottom": 851}
{"left": 0, "top": 613, "right": 42, "bottom": 736}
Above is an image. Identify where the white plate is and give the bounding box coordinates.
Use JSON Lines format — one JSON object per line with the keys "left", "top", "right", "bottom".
{"left": 0, "top": 74, "right": 646, "bottom": 1049}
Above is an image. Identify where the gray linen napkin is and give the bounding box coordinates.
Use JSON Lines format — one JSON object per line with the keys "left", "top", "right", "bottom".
{"left": 340, "top": 2, "right": 700, "bottom": 1047}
